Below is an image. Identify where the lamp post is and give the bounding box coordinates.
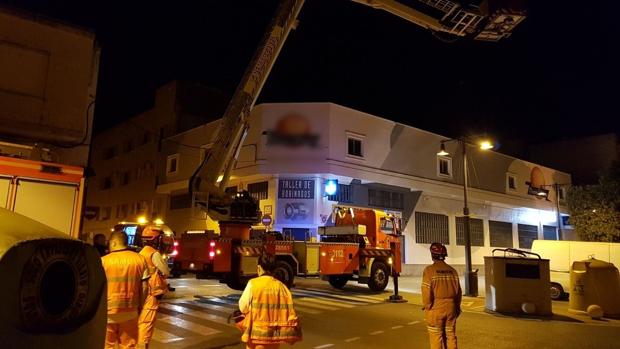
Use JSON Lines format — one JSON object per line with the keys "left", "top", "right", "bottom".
{"left": 438, "top": 138, "right": 493, "bottom": 297}
{"left": 526, "top": 182, "right": 570, "bottom": 241}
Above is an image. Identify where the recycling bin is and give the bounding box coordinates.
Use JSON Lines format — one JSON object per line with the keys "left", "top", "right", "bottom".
{"left": 484, "top": 248, "right": 552, "bottom": 316}
{"left": 568, "top": 258, "right": 620, "bottom": 318}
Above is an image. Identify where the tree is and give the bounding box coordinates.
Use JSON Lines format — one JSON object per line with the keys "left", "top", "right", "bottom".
{"left": 567, "top": 161, "right": 620, "bottom": 242}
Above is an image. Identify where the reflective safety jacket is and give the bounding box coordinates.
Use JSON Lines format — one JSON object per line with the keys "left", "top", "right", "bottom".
{"left": 140, "top": 245, "right": 167, "bottom": 297}
{"left": 239, "top": 275, "right": 302, "bottom": 345}
{"left": 422, "top": 260, "right": 462, "bottom": 310}
{"left": 102, "top": 250, "right": 149, "bottom": 315}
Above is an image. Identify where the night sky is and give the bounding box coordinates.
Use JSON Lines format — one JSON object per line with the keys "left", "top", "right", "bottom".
{"left": 4, "top": 0, "right": 620, "bottom": 157}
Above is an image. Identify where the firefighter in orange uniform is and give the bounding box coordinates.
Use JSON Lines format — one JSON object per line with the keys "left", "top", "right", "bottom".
{"left": 102, "top": 231, "right": 150, "bottom": 349}
{"left": 422, "top": 242, "right": 462, "bottom": 349}
{"left": 238, "top": 254, "right": 302, "bottom": 349}
{"left": 138, "top": 227, "right": 171, "bottom": 348}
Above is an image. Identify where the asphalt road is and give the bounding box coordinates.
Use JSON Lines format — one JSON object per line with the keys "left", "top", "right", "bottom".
{"left": 149, "top": 277, "right": 620, "bottom": 349}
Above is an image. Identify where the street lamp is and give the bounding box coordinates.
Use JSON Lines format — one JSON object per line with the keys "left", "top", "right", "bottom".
{"left": 437, "top": 138, "right": 494, "bottom": 297}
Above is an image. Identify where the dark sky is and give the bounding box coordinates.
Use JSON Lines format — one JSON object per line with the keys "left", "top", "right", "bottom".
{"left": 5, "top": 0, "right": 620, "bottom": 157}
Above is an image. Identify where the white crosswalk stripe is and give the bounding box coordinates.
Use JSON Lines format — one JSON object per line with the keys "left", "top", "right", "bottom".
{"left": 157, "top": 315, "right": 221, "bottom": 336}
{"left": 149, "top": 287, "right": 386, "bottom": 348}
{"left": 159, "top": 303, "right": 230, "bottom": 324}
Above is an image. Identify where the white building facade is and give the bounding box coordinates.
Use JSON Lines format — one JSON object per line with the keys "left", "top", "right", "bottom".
{"left": 157, "top": 103, "right": 572, "bottom": 274}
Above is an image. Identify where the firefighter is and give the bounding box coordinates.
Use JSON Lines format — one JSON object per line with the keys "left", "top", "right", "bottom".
{"left": 238, "top": 254, "right": 302, "bottom": 349}
{"left": 102, "top": 230, "right": 150, "bottom": 349}
{"left": 422, "top": 242, "right": 462, "bottom": 349}
{"left": 138, "top": 226, "right": 171, "bottom": 348}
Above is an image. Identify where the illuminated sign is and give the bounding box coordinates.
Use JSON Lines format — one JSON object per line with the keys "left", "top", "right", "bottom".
{"left": 278, "top": 179, "right": 314, "bottom": 199}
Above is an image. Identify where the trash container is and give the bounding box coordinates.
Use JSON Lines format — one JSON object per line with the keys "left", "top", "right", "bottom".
{"left": 568, "top": 258, "right": 620, "bottom": 319}
{"left": 484, "top": 248, "right": 552, "bottom": 316}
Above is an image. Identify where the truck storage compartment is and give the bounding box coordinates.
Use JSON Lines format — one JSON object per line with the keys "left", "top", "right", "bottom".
{"left": 319, "top": 242, "right": 359, "bottom": 275}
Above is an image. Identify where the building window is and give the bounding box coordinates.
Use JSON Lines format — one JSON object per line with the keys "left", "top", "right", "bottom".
{"left": 166, "top": 154, "right": 179, "bottom": 176}
{"left": 543, "top": 225, "right": 558, "bottom": 240}
{"left": 140, "top": 132, "right": 151, "bottom": 145}
{"left": 122, "top": 140, "right": 134, "bottom": 153}
{"left": 101, "top": 176, "right": 112, "bottom": 190}
{"left": 115, "top": 204, "right": 128, "bottom": 219}
{"left": 518, "top": 223, "right": 538, "bottom": 249}
{"left": 368, "top": 189, "right": 404, "bottom": 210}
{"left": 558, "top": 187, "right": 566, "bottom": 201}
{"left": 100, "top": 207, "right": 111, "bottom": 221}
{"left": 456, "top": 217, "right": 484, "bottom": 246}
{"left": 489, "top": 220, "right": 513, "bottom": 248}
{"left": 248, "top": 181, "right": 269, "bottom": 201}
{"left": 170, "top": 193, "right": 192, "bottom": 210}
{"left": 328, "top": 184, "right": 353, "bottom": 203}
{"left": 415, "top": 212, "right": 449, "bottom": 244}
{"left": 120, "top": 171, "right": 131, "bottom": 186}
{"left": 507, "top": 173, "right": 517, "bottom": 192}
{"left": 103, "top": 146, "right": 117, "bottom": 160}
{"left": 437, "top": 156, "right": 452, "bottom": 178}
{"left": 347, "top": 133, "right": 364, "bottom": 158}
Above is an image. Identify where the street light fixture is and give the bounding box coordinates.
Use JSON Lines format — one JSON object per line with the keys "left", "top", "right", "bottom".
{"left": 437, "top": 137, "right": 494, "bottom": 297}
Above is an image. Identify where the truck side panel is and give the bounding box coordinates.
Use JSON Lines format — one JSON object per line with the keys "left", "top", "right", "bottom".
{"left": 320, "top": 243, "right": 359, "bottom": 275}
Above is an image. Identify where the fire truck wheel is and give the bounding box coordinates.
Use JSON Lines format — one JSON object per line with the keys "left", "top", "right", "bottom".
{"left": 328, "top": 275, "right": 349, "bottom": 289}
{"left": 274, "top": 261, "right": 295, "bottom": 288}
{"left": 368, "top": 261, "right": 389, "bottom": 291}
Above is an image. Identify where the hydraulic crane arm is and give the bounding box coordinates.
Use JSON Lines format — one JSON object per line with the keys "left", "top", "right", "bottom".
{"left": 192, "top": 0, "right": 525, "bottom": 223}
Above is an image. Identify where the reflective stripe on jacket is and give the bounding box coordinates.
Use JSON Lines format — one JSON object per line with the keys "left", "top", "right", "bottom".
{"left": 102, "top": 250, "right": 148, "bottom": 314}
{"left": 422, "top": 260, "right": 462, "bottom": 310}
{"left": 241, "top": 275, "right": 302, "bottom": 345}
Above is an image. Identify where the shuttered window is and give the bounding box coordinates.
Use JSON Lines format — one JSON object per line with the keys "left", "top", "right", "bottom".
{"left": 456, "top": 217, "right": 484, "bottom": 246}
{"left": 327, "top": 184, "right": 353, "bottom": 203}
{"left": 369, "top": 189, "right": 404, "bottom": 210}
{"left": 248, "top": 181, "right": 268, "bottom": 201}
{"left": 518, "top": 224, "right": 538, "bottom": 249}
{"left": 543, "top": 225, "right": 558, "bottom": 240}
{"left": 415, "top": 212, "right": 449, "bottom": 244}
{"left": 489, "top": 220, "right": 513, "bottom": 248}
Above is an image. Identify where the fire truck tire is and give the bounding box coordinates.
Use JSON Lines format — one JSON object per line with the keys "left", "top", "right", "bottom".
{"left": 328, "top": 275, "right": 349, "bottom": 289}
{"left": 368, "top": 261, "right": 389, "bottom": 291}
{"left": 274, "top": 261, "right": 295, "bottom": 288}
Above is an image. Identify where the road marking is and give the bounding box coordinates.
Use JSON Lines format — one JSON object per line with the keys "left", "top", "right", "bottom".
{"left": 187, "top": 299, "right": 237, "bottom": 314}
{"left": 151, "top": 328, "right": 183, "bottom": 343}
{"left": 294, "top": 289, "right": 373, "bottom": 304}
{"left": 295, "top": 299, "right": 348, "bottom": 310}
{"left": 370, "top": 330, "right": 384, "bottom": 335}
{"left": 297, "top": 297, "right": 355, "bottom": 308}
{"left": 158, "top": 315, "right": 221, "bottom": 336}
{"left": 408, "top": 321, "right": 420, "bottom": 325}
{"left": 199, "top": 284, "right": 223, "bottom": 287}
{"left": 461, "top": 301, "right": 474, "bottom": 307}
{"left": 292, "top": 304, "right": 323, "bottom": 314}
{"left": 159, "top": 303, "right": 229, "bottom": 323}
{"left": 301, "top": 287, "right": 388, "bottom": 302}
{"left": 391, "top": 325, "right": 404, "bottom": 329}
{"left": 344, "top": 337, "right": 361, "bottom": 342}
{"left": 314, "top": 344, "right": 334, "bottom": 349}
{"left": 172, "top": 285, "right": 189, "bottom": 288}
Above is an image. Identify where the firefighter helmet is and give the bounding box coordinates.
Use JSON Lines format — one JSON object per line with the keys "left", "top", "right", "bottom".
{"left": 430, "top": 242, "right": 448, "bottom": 259}
{"left": 141, "top": 226, "right": 162, "bottom": 241}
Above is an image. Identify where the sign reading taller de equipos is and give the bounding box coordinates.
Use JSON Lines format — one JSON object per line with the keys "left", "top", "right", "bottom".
{"left": 277, "top": 179, "right": 315, "bottom": 224}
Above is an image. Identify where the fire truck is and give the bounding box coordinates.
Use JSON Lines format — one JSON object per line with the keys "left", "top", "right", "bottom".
{"left": 174, "top": 206, "right": 401, "bottom": 291}
{"left": 179, "top": 0, "right": 526, "bottom": 290}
